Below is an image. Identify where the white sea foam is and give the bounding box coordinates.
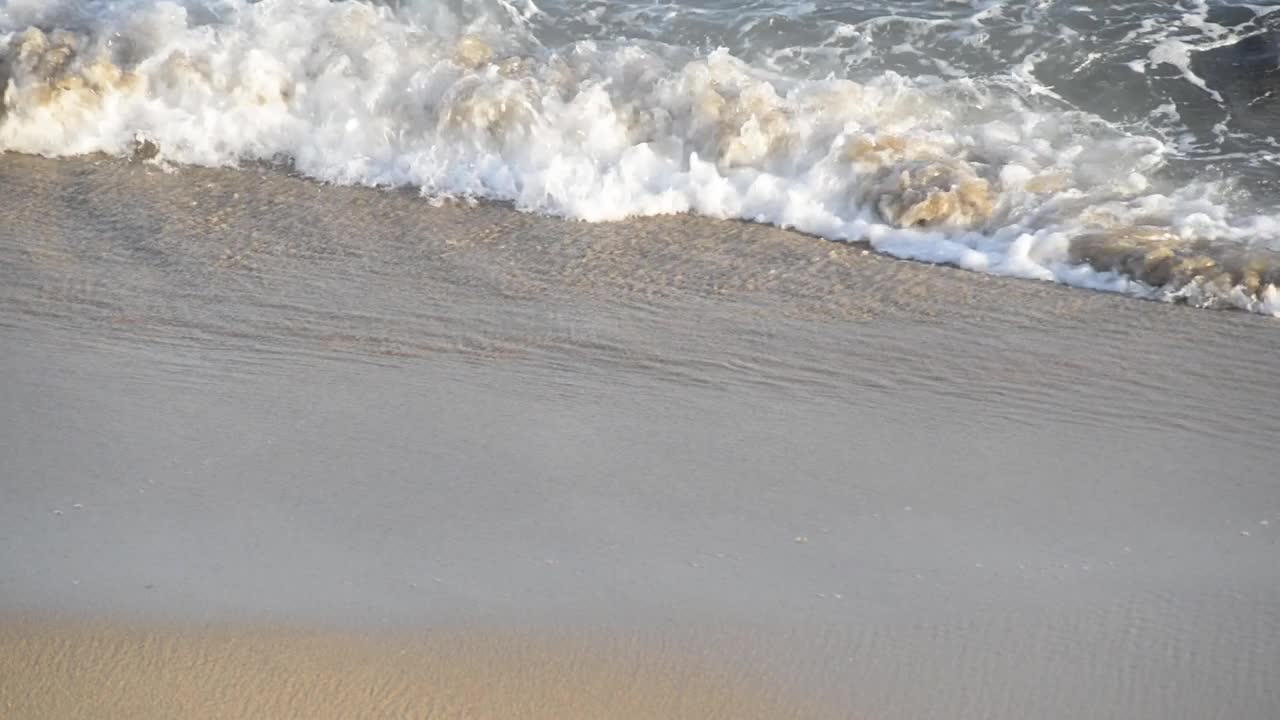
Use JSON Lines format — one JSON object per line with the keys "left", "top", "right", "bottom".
{"left": 2, "top": 0, "right": 1278, "bottom": 315}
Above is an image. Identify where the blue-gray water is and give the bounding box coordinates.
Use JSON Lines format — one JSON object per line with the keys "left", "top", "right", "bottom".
{"left": 529, "top": 0, "right": 1280, "bottom": 192}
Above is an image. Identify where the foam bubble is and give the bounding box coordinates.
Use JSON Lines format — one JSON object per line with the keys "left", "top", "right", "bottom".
{"left": 1, "top": 0, "right": 1277, "bottom": 316}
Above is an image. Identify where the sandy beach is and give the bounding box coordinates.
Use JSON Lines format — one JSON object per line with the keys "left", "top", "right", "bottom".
{"left": 2, "top": 153, "right": 1279, "bottom": 719}
{"left": 0, "top": 619, "right": 836, "bottom": 720}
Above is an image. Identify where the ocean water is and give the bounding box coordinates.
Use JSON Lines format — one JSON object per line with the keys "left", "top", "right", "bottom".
{"left": 2, "top": 0, "right": 1280, "bottom": 314}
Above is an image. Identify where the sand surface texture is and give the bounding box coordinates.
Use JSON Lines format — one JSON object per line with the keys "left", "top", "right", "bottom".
{"left": 0, "top": 620, "right": 829, "bottom": 720}
{"left": 1, "top": 153, "right": 1278, "bottom": 719}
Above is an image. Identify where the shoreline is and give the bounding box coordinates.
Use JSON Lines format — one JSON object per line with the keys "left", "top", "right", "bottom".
{"left": 9, "top": 150, "right": 1280, "bottom": 321}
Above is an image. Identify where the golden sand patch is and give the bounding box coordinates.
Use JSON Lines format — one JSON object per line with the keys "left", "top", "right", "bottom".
{"left": 454, "top": 35, "right": 495, "bottom": 69}
{"left": 3, "top": 28, "right": 142, "bottom": 114}
{"left": 0, "top": 619, "right": 828, "bottom": 720}
{"left": 845, "top": 134, "right": 995, "bottom": 229}
{"left": 875, "top": 161, "right": 993, "bottom": 230}
{"left": 1069, "top": 226, "right": 1280, "bottom": 298}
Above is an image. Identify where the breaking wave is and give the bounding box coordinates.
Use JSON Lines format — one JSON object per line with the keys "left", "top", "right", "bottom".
{"left": 2, "top": 0, "right": 1279, "bottom": 315}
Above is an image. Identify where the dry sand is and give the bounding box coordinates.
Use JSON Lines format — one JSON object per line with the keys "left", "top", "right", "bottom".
{"left": 1, "top": 153, "right": 1279, "bottom": 719}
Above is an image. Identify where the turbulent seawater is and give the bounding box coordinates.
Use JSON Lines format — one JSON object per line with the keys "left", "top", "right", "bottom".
{"left": 3, "top": 0, "right": 1280, "bottom": 314}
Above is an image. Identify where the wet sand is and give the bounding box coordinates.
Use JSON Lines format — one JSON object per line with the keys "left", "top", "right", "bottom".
{"left": 0, "top": 619, "right": 830, "bottom": 720}
{"left": 1, "top": 153, "right": 1279, "bottom": 719}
